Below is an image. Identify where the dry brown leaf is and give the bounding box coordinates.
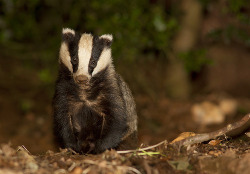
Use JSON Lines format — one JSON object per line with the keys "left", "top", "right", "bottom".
{"left": 99, "top": 161, "right": 108, "bottom": 168}
{"left": 1, "top": 144, "right": 15, "bottom": 157}
{"left": 208, "top": 140, "right": 222, "bottom": 146}
{"left": 208, "top": 150, "right": 223, "bottom": 157}
{"left": 170, "top": 132, "right": 196, "bottom": 144}
{"left": 70, "top": 167, "right": 83, "bottom": 174}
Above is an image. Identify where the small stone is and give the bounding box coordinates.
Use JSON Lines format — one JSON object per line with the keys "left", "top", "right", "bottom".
{"left": 219, "top": 99, "right": 237, "bottom": 115}
{"left": 245, "top": 132, "right": 250, "bottom": 137}
{"left": 191, "top": 101, "right": 225, "bottom": 125}
{"left": 26, "top": 162, "right": 38, "bottom": 172}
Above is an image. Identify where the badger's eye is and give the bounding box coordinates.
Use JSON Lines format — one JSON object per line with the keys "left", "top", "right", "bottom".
{"left": 91, "top": 60, "right": 96, "bottom": 66}
{"left": 71, "top": 57, "right": 77, "bottom": 64}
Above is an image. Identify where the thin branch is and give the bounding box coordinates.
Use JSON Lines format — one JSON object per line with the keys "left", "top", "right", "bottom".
{"left": 117, "top": 140, "right": 167, "bottom": 154}
{"left": 125, "top": 166, "right": 142, "bottom": 174}
{"left": 117, "top": 114, "right": 249, "bottom": 154}
{"left": 16, "top": 145, "right": 31, "bottom": 155}
{"left": 172, "top": 113, "right": 250, "bottom": 147}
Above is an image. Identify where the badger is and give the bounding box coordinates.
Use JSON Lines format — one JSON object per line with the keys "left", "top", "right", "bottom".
{"left": 52, "top": 28, "right": 138, "bottom": 154}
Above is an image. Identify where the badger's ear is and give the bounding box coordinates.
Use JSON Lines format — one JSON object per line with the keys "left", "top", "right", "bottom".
{"left": 62, "top": 28, "right": 75, "bottom": 42}
{"left": 100, "top": 34, "right": 113, "bottom": 47}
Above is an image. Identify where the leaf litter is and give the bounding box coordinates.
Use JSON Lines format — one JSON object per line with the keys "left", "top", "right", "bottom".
{"left": 0, "top": 132, "right": 249, "bottom": 174}
{"left": 0, "top": 104, "right": 249, "bottom": 174}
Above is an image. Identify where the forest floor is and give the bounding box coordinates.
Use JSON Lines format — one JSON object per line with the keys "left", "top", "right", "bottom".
{"left": 0, "top": 131, "right": 249, "bottom": 174}
{"left": 0, "top": 49, "right": 250, "bottom": 173}
{"left": 0, "top": 94, "right": 249, "bottom": 174}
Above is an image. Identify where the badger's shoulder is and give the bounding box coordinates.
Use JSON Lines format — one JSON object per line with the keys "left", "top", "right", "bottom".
{"left": 115, "top": 74, "right": 137, "bottom": 117}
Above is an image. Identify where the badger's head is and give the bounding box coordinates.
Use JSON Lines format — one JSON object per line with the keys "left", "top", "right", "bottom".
{"left": 59, "top": 28, "right": 113, "bottom": 84}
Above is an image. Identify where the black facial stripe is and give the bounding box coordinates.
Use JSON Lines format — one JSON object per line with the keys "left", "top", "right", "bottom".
{"left": 63, "top": 32, "right": 81, "bottom": 73}
{"left": 88, "top": 36, "right": 112, "bottom": 75}
{"left": 62, "top": 33, "right": 74, "bottom": 42}
{"left": 88, "top": 36, "right": 105, "bottom": 75}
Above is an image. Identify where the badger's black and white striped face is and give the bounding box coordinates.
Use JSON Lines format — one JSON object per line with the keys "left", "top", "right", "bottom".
{"left": 59, "top": 28, "right": 113, "bottom": 82}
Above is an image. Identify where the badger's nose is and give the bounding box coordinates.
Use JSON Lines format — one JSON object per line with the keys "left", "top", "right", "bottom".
{"left": 75, "top": 75, "right": 88, "bottom": 84}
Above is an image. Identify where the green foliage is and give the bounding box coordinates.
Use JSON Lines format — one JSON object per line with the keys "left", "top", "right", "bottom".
{"left": 80, "top": 0, "right": 178, "bottom": 60}
{"left": 0, "top": 0, "right": 178, "bottom": 61}
{"left": 1, "top": 0, "right": 247, "bottom": 81}
{"left": 199, "top": 0, "right": 249, "bottom": 25}
{"left": 179, "top": 49, "right": 212, "bottom": 73}
{"left": 20, "top": 99, "right": 33, "bottom": 113}
{"left": 227, "top": 0, "right": 249, "bottom": 24}
{"left": 226, "top": 0, "right": 250, "bottom": 46}
{"left": 208, "top": 26, "right": 250, "bottom": 47}
{"left": 38, "top": 69, "right": 53, "bottom": 84}
{"left": 202, "top": 0, "right": 250, "bottom": 47}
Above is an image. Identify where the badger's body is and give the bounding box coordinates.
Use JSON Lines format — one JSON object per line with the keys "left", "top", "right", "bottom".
{"left": 52, "top": 28, "right": 137, "bottom": 154}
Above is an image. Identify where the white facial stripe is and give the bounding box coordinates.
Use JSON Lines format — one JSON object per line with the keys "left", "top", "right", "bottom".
{"left": 62, "top": 28, "right": 75, "bottom": 35}
{"left": 100, "top": 34, "right": 113, "bottom": 41}
{"left": 59, "top": 42, "right": 73, "bottom": 72}
{"left": 75, "top": 33, "right": 93, "bottom": 78}
{"left": 92, "top": 48, "right": 112, "bottom": 76}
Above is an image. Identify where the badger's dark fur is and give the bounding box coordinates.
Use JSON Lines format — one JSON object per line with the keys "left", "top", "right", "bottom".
{"left": 52, "top": 28, "right": 137, "bottom": 154}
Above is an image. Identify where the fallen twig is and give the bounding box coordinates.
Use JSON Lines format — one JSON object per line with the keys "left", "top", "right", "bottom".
{"left": 16, "top": 145, "right": 31, "bottom": 155}
{"left": 117, "top": 140, "right": 167, "bottom": 154}
{"left": 172, "top": 113, "right": 250, "bottom": 147}
{"left": 117, "top": 114, "right": 250, "bottom": 155}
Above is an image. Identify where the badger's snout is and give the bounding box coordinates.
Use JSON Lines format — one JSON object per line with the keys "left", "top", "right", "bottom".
{"left": 75, "top": 75, "right": 88, "bottom": 84}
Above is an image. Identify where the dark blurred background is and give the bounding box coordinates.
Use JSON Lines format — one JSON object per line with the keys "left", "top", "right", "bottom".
{"left": 0, "top": 0, "right": 249, "bottom": 154}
